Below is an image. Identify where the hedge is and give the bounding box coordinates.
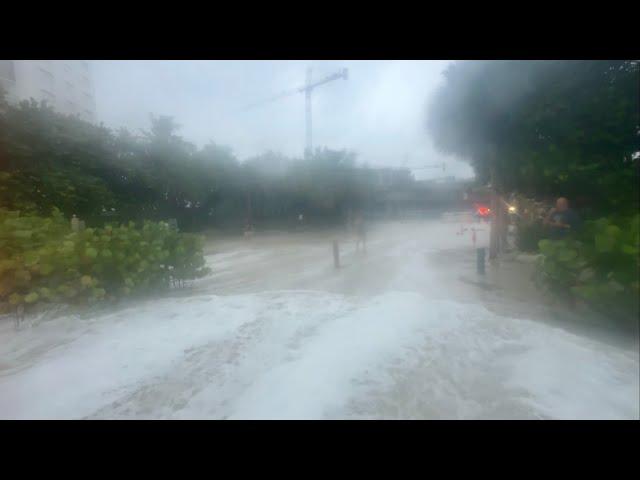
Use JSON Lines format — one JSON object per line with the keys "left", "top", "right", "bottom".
{"left": 535, "top": 214, "right": 639, "bottom": 319}
{"left": 0, "top": 208, "right": 210, "bottom": 313}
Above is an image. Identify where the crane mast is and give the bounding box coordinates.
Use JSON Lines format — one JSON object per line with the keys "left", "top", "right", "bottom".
{"left": 305, "top": 68, "right": 312, "bottom": 158}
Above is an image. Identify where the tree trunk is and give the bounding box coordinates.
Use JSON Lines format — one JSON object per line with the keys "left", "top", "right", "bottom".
{"left": 489, "top": 160, "right": 499, "bottom": 259}
{"left": 490, "top": 193, "right": 499, "bottom": 258}
{"left": 500, "top": 206, "right": 508, "bottom": 251}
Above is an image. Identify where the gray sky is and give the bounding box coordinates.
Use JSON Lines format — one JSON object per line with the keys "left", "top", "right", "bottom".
{"left": 92, "top": 60, "right": 474, "bottom": 180}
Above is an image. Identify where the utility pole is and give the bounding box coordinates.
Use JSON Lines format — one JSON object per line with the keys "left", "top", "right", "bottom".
{"left": 489, "top": 165, "right": 499, "bottom": 259}
{"left": 488, "top": 146, "right": 502, "bottom": 260}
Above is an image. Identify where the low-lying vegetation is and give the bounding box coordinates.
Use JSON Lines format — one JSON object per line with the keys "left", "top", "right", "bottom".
{"left": 535, "top": 214, "right": 640, "bottom": 320}
{"left": 0, "top": 207, "right": 209, "bottom": 313}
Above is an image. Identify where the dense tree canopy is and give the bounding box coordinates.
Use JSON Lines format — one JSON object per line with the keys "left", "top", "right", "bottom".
{"left": 427, "top": 60, "right": 639, "bottom": 215}
{"left": 426, "top": 61, "right": 640, "bottom": 316}
{"left": 0, "top": 91, "right": 394, "bottom": 231}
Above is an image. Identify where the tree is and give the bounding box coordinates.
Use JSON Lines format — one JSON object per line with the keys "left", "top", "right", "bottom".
{"left": 1, "top": 96, "right": 415, "bottom": 232}
{"left": 427, "top": 60, "right": 639, "bottom": 215}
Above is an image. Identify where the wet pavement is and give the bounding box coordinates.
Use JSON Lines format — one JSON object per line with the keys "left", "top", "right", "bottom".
{"left": 1, "top": 217, "right": 638, "bottom": 419}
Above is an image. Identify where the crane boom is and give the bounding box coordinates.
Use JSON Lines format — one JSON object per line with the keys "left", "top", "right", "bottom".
{"left": 242, "top": 68, "right": 348, "bottom": 110}
{"left": 298, "top": 69, "right": 348, "bottom": 93}
{"left": 241, "top": 67, "right": 348, "bottom": 158}
{"left": 241, "top": 86, "right": 301, "bottom": 111}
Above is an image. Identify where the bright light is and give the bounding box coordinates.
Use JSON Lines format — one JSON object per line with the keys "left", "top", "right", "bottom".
{"left": 508, "top": 206, "right": 517, "bottom": 213}
{"left": 476, "top": 205, "right": 491, "bottom": 217}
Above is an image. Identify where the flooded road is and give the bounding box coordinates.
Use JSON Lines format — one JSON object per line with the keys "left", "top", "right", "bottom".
{"left": 1, "top": 218, "right": 638, "bottom": 419}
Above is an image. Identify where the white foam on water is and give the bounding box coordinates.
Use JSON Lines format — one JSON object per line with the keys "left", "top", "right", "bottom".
{"left": 1, "top": 219, "right": 637, "bottom": 420}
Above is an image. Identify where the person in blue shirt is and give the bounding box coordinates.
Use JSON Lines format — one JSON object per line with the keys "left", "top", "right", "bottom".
{"left": 544, "top": 197, "right": 581, "bottom": 239}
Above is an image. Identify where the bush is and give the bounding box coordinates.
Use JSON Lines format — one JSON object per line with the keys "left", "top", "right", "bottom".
{"left": 0, "top": 208, "right": 210, "bottom": 313}
{"left": 535, "top": 214, "right": 640, "bottom": 319}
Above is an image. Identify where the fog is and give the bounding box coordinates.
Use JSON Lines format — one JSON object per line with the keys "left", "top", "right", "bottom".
{"left": 2, "top": 60, "right": 637, "bottom": 420}
{"left": 92, "top": 60, "right": 474, "bottom": 180}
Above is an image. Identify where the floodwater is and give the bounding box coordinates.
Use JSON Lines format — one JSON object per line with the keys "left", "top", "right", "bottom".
{"left": 1, "top": 217, "right": 638, "bottom": 419}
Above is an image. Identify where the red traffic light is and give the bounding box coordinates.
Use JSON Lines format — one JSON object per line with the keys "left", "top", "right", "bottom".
{"left": 474, "top": 203, "right": 491, "bottom": 217}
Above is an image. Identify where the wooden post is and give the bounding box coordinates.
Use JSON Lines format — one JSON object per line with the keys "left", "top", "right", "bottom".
{"left": 15, "top": 303, "right": 25, "bottom": 329}
{"left": 477, "top": 248, "right": 486, "bottom": 275}
{"left": 333, "top": 240, "right": 340, "bottom": 269}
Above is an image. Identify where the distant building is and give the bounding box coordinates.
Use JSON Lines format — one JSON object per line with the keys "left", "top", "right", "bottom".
{"left": 0, "top": 60, "right": 96, "bottom": 122}
{"left": 415, "top": 177, "right": 474, "bottom": 210}
{"left": 371, "top": 167, "right": 413, "bottom": 190}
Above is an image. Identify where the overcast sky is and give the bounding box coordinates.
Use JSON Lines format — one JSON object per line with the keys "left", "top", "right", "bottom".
{"left": 92, "top": 60, "right": 474, "bottom": 180}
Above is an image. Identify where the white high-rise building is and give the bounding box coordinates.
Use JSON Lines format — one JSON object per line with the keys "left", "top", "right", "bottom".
{"left": 0, "top": 60, "right": 96, "bottom": 122}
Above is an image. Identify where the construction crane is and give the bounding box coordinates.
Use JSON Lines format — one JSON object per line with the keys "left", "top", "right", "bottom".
{"left": 242, "top": 67, "right": 348, "bottom": 159}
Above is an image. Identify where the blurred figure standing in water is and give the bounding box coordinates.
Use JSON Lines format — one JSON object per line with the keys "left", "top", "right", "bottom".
{"left": 354, "top": 211, "right": 367, "bottom": 253}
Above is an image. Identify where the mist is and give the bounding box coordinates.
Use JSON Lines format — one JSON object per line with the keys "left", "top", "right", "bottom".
{"left": 1, "top": 59, "right": 637, "bottom": 420}
{"left": 92, "top": 60, "right": 474, "bottom": 180}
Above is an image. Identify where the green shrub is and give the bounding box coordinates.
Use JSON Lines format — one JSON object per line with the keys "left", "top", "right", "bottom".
{"left": 0, "top": 208, "right": 210, "bottom": 313}
{"left": 536, "top": 214, "right": 640, "bottom": 319}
